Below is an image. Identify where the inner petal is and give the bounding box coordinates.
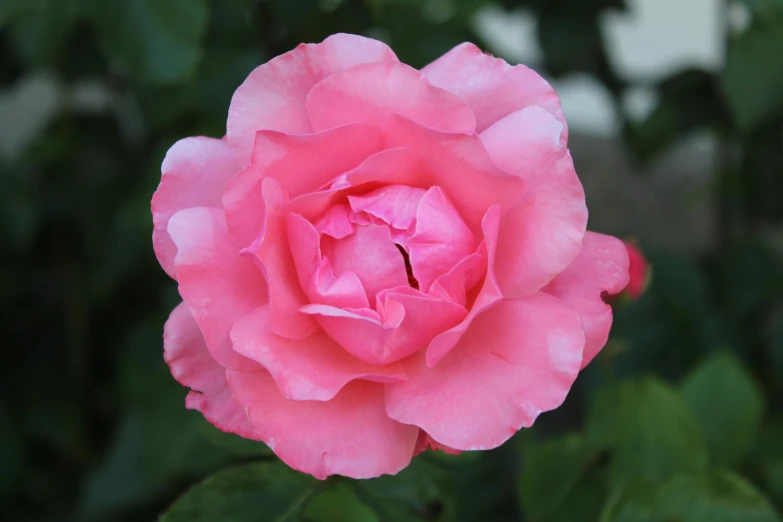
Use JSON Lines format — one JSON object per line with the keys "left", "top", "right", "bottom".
{"left": 348, "top": 185, "right": 426, "bottom": 232}
{"left": 321, "top": 224, "right": 409, "bottom": 304}
{"left": 347, "top": 185, "right": 477, "bottom": 292}
{"left": 406, "top": 186, "right": 477, "bottom": 292}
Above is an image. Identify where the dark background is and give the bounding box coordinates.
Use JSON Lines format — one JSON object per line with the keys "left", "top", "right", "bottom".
{"left": 2, "top": 0, "right": 782, "bottom": 521}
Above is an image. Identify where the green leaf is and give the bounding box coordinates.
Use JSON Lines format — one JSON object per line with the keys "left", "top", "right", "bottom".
{"left": 518, "top": 433, "right": 606, "bottom": 522}
{"left": 79, "top": 325, "right": 247, "bottom": 518}
{"left": 722, "top": 22, "right": 783, "bottom": 131}
{"left": 305, "top": 484, "right": 379, "bottom": 522}
{"left": 681, "top": 351, "right": 765, "bottom": 467}
{"left": 604, "top": 470, "right": 780, "bottom": 522}
{"left": 2, "top": 0, "right": 81, "bottom": 66}
{"left": 356, "top": 458, "right": 458, "bottom": 522}
{"left": 87, "top": 0, "right": 209, "bottom": 85}
{"left": 719, "top": 239, "right": 783, "bottom": 320}
{"left": 586, "top": 377, "right": 709, "bottom": 489}
{"left": 160, "top": 461, "right": 318, "bottom": 522}
{"left": 758, "top": 416, "right": 783, "bottom": 506}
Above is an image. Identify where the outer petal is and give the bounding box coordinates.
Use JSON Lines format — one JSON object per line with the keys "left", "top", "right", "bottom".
{"left": 481, "top": 107, "right": 587, "bottom": 297}
{"left": 230, "top": 305, "right": 407, "bottom": 401}
{"left": 543, "top": 231, "right": 630, "bottom": 369}
{"left": 422, "top": 42, "right": 567, "bottom": 140}
{"left": 425, "top": 206, "right": 502, "bottom": 367}
{"left": 385, "top": 292, "right": 585, "bottom": 450}
{"left": 301, "top": 289, "right": 467, "bottom": 366}
{"left": 223, "top": 123, "right": 384, "bottom": 245}
{"left": 163, "top": 302, "right": 259, "bottom": 440}
{"left": 227, "top": 370, "right": 419, "bottom": 479}
{"left": 152, "top": 137, "right": 239, "bottom": 278}
{"left": 227, "top": 34, "right": 398, "bottom": 165}
{"left": 242, "top": 179, "right": 319, "bottom": 340}
{"left": 306, "top": 61, "right": 475, "bottom": 133}
{"left": 382, "top": 115, "right": 526, "bottom": 233}
{"left": 168, "top": 207, "right": 266, "bottom": 369}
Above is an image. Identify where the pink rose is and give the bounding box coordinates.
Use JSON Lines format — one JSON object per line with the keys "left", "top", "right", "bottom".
{"left": 152, "top": 34, "right": 630, "bottom": 479}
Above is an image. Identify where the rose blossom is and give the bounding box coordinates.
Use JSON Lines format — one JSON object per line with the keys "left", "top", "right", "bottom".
{"left": 624, "top": 241, "right": 649, "bottom": 300}
{"left": 152, "top": 34, "right": 630, "bottom": 479}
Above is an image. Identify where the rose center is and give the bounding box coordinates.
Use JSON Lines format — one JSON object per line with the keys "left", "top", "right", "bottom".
{"left": 395, "top": 244, "right": 419, "bottom": 290}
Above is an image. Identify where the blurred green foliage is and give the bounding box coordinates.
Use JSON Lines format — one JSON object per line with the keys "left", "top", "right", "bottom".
{"left": 1, "top": 0, "right": 782, "bottom": 521}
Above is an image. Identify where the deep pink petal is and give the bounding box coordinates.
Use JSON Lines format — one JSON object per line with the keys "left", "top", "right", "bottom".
{"left": 481, "top": 107, "right": 587, "bottom": 297}
{"left": 385, "top": 292, "right": 585, "bottom": 450}
{"left": 422, "top": 42, "right": 567, "bottom": 140}
{"left": 428, "top": 249, "right": 484, "bottom": 307}
{"left": 306, "top": 61, "right": 475, "bottom": 133}
{"left": 406, "top": 186, "right": 477, "bottom": 292}
{"left": 285, "top": 212, "right": 370, "bottom": 310}
{"left": 321, "top": 224, "right": 409, "bottom": 304}
{"left": 168, "top": 207, "right": 266, "bottom": 370}
{"left": 313, "top": 204, "right": 355, "bottom": 239}
{"left": 287, "top": 147, "right": 422, "bottom": 224}
{"left": 301, "top": 287, "right": 466, "bottom": 366}
{"left": 413, "top": 431, "right": 461, "bottom": 456}
{"left": 152, "top": 137, "right": 239, "bottom": 278}
{"left": 227, "top": 34, "right": 397, "bottom": 165}
{"left": 348, "top": 185, "right": 426, "bottom": 232}
{"left": 163, "top": 302, "right": 259, "bottom": 440}
{"left": 382, "top": 115, "right": 525, "bottom": 233}
{"left": 223, "top": 123, "right": 384, "bottom": 245}
{"left": 243, "top": 179, "right": 319, "bottom": 340}
{"left": 227, "top": 370, "right": 418, "bottom": 479}
{"left": 425, "top": 206, "right": 502, "bottom": 367}
{"left": 543, "top": 231, "right": 630, "bottom": 369}
{"left": 311, "top": 259, "right": 371, "bottom": 310}
{"left": 230, "top": 305, "right": 407, "bottom": 402}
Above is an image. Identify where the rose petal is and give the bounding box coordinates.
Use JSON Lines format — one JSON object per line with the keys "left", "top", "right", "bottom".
{"left": 152, "top": 137, "right": 239, "bottom": 278}
{"left": 413, "top": 431, "right": 461, "bottom": 456}
{"left": 348, "top": 185, "right": 426, "bottom": 233}
{"left": 543, "top": 231, "right": 630, "bottom": 369}
{"left": 301, "top": 288, "right": 466, "bottom": 366}
{"left": 164, "top": 302, "right": 259, "bottom": 440}
{"left": 313, "top": 204, "right": 355, "bottom": 239}
{"left": 406, "top": 186, "right": 477, "bottom": 292}
{"left": 242, "top": 179, "right": 319, "bottom": 340}
{"left": 383, "top": 115, "right": 525, "bottom": 232}
{"left": 227, "top": 34, "right": 398, "bottom": 165}
{"left": 230, "top": 305, "right": 407, "bottom": 402}
{"left": 481, "top": 107, "right": 587, "bottom": 297}
{"left": 223, "top": 123, "right": 384, "bottom": 245}
{"left": 385, "top": 292, "right": 585, "bottom": 450}
{"left": 422, "top": 42, "right": 567, "bottom": 140}
{"left": 306, "top": 61, "right": 475, "bottom": 133}
{"left": 227, "top": 370, "right": 418, "bottom": 479}
{"left": 321, "top": 224, "right": 410, "bottom": 304}
{"left": 428, "top": 249, "right": 484, "bottom": 307}
{"left": 287, "top": 147, "right": 422, "bottom": 224}
{"left": 286, "top": 212, "right": 370, "bottom": 310}
{"left": 425, "top": 206, "right": 502, "bottom": 367}
{"left": 168, "top": 207, "right": 266, "bottom": 369}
